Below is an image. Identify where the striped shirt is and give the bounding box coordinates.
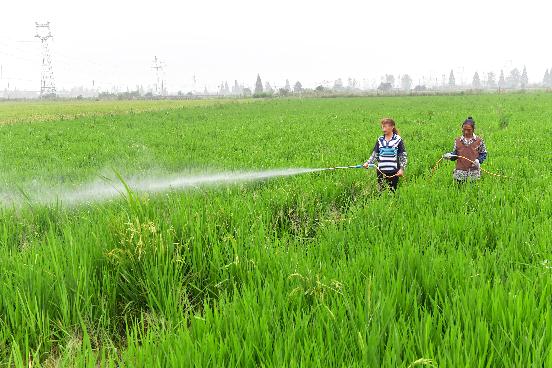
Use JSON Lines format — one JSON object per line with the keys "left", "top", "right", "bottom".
{"left": 365, "top": 134, "right": 407, "bottom": 173}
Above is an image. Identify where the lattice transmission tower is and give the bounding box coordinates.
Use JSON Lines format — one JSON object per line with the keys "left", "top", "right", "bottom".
{"left": 35, "top": 22, "right": 56, "bottom": 97}
{"left": 152, "top": 56, "right": 166, "bottom": 96}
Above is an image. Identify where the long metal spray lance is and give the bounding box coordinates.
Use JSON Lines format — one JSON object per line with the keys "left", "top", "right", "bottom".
{"left": 323, "top": 164, "right": 366, "bottom": 170}
{"left": 322, "top": 164, "right": 402, "bottom": 179}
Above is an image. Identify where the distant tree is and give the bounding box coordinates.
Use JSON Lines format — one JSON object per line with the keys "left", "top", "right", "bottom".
{"left": 264, "top": 82, "right": 274, "bottom": 94}
{"left": 384, "top": 74, "right": 395, "bottom": 87}
{"left": 284, "top": 79, "right": 291, "bottom": 92}
{"left": 333, "top": 78, "right": 344, "bottom": 91}
{"left": 254, "top": 74, "right": 263, "bottom": 94}
{"left": 413, "top": 85, "right": 427, "bottom": 92}
{"left": 243, "top": 87, "right": 252, "bottom": 97}
{"left": 345, "top": 78, "right": 358, "bottom": 90}
{"left": 520, "top": 66, "right": 529, "bottom": 88}
{"left": 377, "top": 82, "right": 393, "bottom": 92}
{"left": 315, "top": 85, "right": 325, "bottom": 92}
{"left": 278, "top": 88, "right": 289, "bottom": 96}
{"left": 232, "top": 80, "right": 241, "bottom": 94}
{"left": 204, "top": 86, "right": 209, "bottom": 95}
{"left": 472, "top": 72, "right": 481, "bottom": 89}
{"left": 544, "top": 69, "right": 551, "bottom": 87}
{"left": 294, "top": 81, "right": 303, "bottom": 93}
{"left": 400, "top": 74, "right": 413, "bottom": 91}
{"left": 507, "top": 68, "right": 521, "bottom": 89}
{"left": 498, "top": 70, "right": 506, "bottom": 89}
{"left": 448, "top": 70, "right": 456, "bottom": 88}
{"left": 487, "top": 72, "right": 497, "bottom": 89}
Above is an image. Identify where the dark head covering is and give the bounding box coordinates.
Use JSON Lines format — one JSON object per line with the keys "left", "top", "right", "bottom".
{"left": 462, "top": 116, "right": 475, "bottom": 129}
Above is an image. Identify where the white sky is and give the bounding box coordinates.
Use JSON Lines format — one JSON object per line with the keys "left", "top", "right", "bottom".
{"left": 0, "top": 0, "right": 550, "bottom": 92}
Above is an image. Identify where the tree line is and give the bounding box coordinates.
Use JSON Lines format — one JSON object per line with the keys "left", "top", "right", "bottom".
{"left": 221, "top": 66, "right": 552, "bottom": 97}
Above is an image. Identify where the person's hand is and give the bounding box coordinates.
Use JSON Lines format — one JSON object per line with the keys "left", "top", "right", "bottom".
{"left": 363, "top": 162, "right": 369, "bottom": 168}
{"left": 397, "top": 168, "right": 404, "bottom": 177}
{"left": 442, "top": 152, "right": 453, "bottom": 160}
{"left": 472, "top": 159, "right": 480, "bottom": 169}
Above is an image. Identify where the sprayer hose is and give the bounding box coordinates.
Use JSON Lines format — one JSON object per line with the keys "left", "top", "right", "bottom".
{"left": 376, "top": 167, "right": 403, "bottom": 179}
{"left": 431, "top": 155, "right": 510, "bottom": 178}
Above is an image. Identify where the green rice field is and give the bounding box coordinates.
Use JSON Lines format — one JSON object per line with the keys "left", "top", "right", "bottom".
{"left": 0, "top": 94, "right": 550, "bottom": 367}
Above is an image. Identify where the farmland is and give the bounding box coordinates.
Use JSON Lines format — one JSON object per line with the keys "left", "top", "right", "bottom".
{"left": 0, "top": 94, "right": 551, "bottom": 367}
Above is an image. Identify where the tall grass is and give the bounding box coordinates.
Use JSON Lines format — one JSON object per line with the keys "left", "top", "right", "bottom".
{"left": 0, "top": 94, "right": 550, "bottom": 366}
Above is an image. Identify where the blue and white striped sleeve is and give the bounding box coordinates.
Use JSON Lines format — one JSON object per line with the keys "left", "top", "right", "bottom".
{"left": 398, "top": 140, "right": 407, "bottom": 169}
{"left": 365, "top": 141, "right": 379, "bottom": 165}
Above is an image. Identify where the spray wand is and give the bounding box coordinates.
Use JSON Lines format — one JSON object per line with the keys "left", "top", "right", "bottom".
{"left": 431, "top": 154, "right": 510, "bottom": 178}
{"left": 322, "top": 164, "right": 401, "bottom": 179}
{"left": 323, "top": 164, "right": 372, "bottom": 170}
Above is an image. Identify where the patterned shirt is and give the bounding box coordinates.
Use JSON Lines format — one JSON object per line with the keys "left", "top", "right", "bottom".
{"left": 451, "top": 134, "right": 488, "bottom": 163}
{"left": 450, "top": 134, "right": 487, "bottom": 180}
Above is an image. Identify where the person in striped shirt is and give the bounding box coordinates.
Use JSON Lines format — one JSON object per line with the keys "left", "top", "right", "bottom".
{"left": 442, "top": 116, "right": 487, "bottom": 182}
{"left": 363, "top": 118, "right": 407, "bottom": 192}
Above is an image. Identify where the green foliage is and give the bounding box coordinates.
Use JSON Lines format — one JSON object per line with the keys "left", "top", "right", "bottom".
{"left": 496, "top": 106, "right": 512, "bottom": 130}
{"left": 499, "top": 113, "right": 510, "bottom": 129}
{"left": 0, "top": 94, "right": 551, "bottom": 366}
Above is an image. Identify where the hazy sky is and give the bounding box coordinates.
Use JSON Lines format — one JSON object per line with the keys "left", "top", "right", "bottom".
{"left": 1, "top": 0, "right": 550, "bottom": 92}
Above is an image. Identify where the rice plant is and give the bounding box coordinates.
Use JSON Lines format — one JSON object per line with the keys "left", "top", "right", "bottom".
{"left": 0, "top": 94, "right": 550, "bottom": 367}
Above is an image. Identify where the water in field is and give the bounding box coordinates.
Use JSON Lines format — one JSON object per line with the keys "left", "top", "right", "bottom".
{"left": 2, "top": 168, "right": 324, "bottom": 206}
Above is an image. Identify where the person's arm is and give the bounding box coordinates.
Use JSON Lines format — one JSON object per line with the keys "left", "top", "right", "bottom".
{"left": 478, "top": 139, "right": 488, "bottom": 164}
{"left": 449, "top": 140, "right": 459, "bottom": 161}
{"left": 397, "top": 140, "right": 407, "bottom": 169}
{"left": 364, "top": 141, "right": 379, "bottom": 166}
